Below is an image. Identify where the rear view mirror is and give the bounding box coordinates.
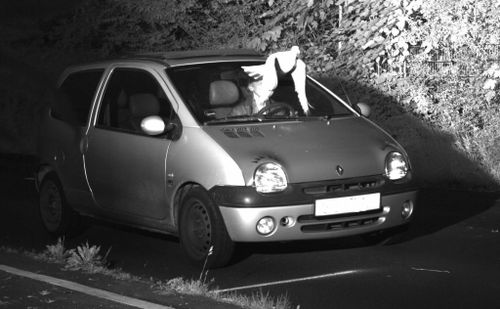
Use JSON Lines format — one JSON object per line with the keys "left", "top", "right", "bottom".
{"left": 355, "top": 102, "right": 371, "bottom": 117}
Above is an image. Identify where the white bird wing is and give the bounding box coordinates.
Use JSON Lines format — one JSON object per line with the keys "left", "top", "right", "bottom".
{"left": 291, "top": 59, "right": 310, "bottom": 115}
{"left": 241, "top": 64, "right": 268, "bottom": 80}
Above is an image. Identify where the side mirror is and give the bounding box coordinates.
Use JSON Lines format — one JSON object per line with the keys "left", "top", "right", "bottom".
{"left": 355, "top": 102, "right": 371, "bottom": 117}
{"left": 141, "top": 116, "right": 166, "bottom": 136}
{"left": 141, "top": 115, "right": 181, "bottom": 140}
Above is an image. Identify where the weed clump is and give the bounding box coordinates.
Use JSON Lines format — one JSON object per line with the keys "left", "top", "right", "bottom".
{"left": 65, "top": 241, "right": 110, "bottom": 273}
{"left": 39, "top": 237, "right": 71, "bottom": 263}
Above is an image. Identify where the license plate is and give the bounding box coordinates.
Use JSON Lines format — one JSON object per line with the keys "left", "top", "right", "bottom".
{"left": 315, "top": 193, "right": 381, "bottom": 217}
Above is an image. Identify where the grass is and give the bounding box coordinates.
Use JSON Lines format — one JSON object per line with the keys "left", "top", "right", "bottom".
{"left": 154, "top": 278, "right": 294, "bottom": 309}
{"left": 11, "top": 239, "right": 295, "bottom": 309}
{"left": 221, "top": 290, "right": 293, "bottom": 309}
{"left": 155, "top": 277, "right": 216, "bottom": 297}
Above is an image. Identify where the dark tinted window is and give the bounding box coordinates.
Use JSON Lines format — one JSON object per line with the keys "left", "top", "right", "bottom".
{"left": 52, "top": 69, "right": 104, "bottom": 126}
{"left": 97, "top": 68, "right": 173, "bottom": 134}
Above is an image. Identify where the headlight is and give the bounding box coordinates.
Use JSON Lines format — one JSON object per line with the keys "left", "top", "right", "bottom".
{"left": 254, "top": 162, "right": 288, "bottom": 193}
{"left": 385, "top": 152, "right": 409, "bottom": 180}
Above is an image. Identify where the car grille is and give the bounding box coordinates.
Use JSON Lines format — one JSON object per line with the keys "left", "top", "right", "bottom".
{"left": 299, "top": 211, "right": 384, "bottom": 233}
{"left": 302, "top": 176, "right": 384, "bottom": 196}
{"left": 297, "top": 176, "right": 386, "bottom": 233}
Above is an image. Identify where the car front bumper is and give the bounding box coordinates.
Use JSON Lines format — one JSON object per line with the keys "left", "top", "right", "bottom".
{"left": 215, "top": 186, "right": 417, "bottom": 242}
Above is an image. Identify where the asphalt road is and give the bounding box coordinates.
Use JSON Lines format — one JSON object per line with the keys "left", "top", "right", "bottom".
{"left": 1, "top": 154, "right": 500, "bottom": 308}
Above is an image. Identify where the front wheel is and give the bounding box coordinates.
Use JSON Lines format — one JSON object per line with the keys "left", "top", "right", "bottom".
{"left": 39, "top": 174, "right": 81, "bottom": 237}
{"left": 179, "top": 187, "right": 234, "bottom": 268}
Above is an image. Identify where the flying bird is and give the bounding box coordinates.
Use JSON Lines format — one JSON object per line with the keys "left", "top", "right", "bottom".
{"left": 242, "top": 46, "right": 310, "bottom": 115}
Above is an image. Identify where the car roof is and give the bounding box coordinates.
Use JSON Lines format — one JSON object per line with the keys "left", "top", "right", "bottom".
{"left": 59, "top": 49, "right": 266, "bottom": 84}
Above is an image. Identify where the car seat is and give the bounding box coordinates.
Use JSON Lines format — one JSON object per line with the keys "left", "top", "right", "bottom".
{"left": 208, "top": 80, "right": 240, "bottom": 118}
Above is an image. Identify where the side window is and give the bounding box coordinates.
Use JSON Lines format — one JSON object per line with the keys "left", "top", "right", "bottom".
{"left": 52, "top": 69, "right": 104, "bottom": 126}
{"left": 97, "top": 68, "right": 173, "bottom": 134}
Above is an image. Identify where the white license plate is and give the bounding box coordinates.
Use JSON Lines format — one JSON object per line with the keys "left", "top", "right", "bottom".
{"left": 315, "top": 193, "right": 381, "bottom": 217}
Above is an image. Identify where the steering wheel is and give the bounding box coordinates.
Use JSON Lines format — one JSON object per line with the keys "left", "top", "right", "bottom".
{"left": 257, "top": 102, "right": 296, "bottom": 117}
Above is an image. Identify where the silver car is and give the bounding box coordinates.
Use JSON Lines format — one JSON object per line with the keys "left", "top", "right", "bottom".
{"left": 37, "top": 50, "right": 417, "bottom": 268}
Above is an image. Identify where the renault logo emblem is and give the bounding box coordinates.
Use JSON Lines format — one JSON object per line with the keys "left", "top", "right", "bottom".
{"left": 336, "top": 165, "right": 344, "bottom": 176}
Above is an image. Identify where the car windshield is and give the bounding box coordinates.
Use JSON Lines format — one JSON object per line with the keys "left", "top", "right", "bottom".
{"left": 166, "top": 61, "right": 353, "bottom": 125}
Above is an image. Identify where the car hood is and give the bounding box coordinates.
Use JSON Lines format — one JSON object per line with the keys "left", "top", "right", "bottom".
{"left": 203, "top": 116, "right": 404, "bottom": 185}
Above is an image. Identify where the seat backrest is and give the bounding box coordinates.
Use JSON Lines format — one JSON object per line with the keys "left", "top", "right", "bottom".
{"left": 209, "top": 80, "right": 239, "bottom": 106}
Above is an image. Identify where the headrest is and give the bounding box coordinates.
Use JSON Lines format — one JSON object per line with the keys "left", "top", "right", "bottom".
{"left": 129, "top": 93, "right": 160, "bottom": 118}
{"left": 209, "top": 80, "right": 239, "bottom": 106}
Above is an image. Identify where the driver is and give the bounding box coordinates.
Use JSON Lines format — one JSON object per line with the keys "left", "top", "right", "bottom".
{"left": 227, "top": 84, "right": 257, "bottom": 116}
{"left": 227, "top": 79, "right": 276, "bottom": 116}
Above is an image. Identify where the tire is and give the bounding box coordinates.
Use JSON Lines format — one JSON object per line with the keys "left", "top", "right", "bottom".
{"left": 38, "top": 174, "right": 81, "bottom": 237}
{"left": 179, "top": 187, "right": 234, "bottom": 268}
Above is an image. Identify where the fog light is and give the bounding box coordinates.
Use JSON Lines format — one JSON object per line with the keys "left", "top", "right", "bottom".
{"left": 256, "top": 217, "right": 275, "bottom": 235}
{"left": 402, "top": 200, "right": 414, "bottom": 219}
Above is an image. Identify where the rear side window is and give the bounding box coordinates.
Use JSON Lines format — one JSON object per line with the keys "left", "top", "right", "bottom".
{"left": 52, "top": 69, "right": 104, "bottom": 126}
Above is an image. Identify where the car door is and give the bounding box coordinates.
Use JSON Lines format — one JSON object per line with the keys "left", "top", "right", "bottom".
{"left": 84, "top": 67, "right": 174, "bottom": 221}
{"left": 48, "top": 69, "right": 105, "bottom": 208}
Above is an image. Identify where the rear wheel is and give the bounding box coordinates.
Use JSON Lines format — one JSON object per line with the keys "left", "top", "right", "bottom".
{"left": 179, "top": 187, "right": 234, "bottom": 268}
{"left": 39, "top": 174, "right": 81, "bottom": 236}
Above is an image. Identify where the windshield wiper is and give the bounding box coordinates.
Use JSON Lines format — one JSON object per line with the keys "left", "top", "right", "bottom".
{"left": 204, "top": 114, "right": 320, "bottom": 125}
{"left": 204, "top": 115, "right": 265, "bottom": 125}
{"left": 261, "top": 114, "right": 300, "bottom": 121}
{"left": 320, "top": 114, "right": 352, "bottom": 121}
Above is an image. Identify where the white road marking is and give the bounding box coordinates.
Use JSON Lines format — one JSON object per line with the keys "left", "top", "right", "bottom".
{"left": 0, "top": 264, "right": 173, "bottom": 309}
{"left": 214, "top": 269, "right": 363, "bottom": 293}
{"left": 411, "top": 267, "right": 451, "bottom": 274}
